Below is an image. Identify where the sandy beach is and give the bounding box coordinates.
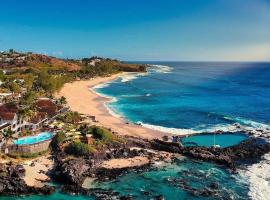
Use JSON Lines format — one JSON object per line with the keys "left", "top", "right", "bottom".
{"left": 56, "top": 73, "right": 172, "bottom": 139}
{"left": 23, "top": 155, "right": 53, "bottom": 187}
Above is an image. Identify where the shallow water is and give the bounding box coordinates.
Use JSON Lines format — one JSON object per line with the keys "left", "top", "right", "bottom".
{"left": 181, "top": 132, "right": 248, "bottom": 148}
{"left": 2, "top": 62, "right": 269, "bottom": 200}
{"left": 94, "top": 61, "right": 270, "bottom": 200}
{"left": 93, "top": 159, "right": 249, "bottom": 199}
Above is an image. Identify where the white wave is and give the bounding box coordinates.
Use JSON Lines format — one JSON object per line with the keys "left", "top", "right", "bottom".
{"left": 238, "top": 153, "right": 270, "bottom": 200}
{"left": 120, "top": 72, "right": 148, "bottom": 83}
{"left": 148, "top": 64, "right": 173, "bottom": 74}
{"left": 92, "top": 82, "right": 110, "bottom": 89}
{"left": 138, "top": 121, "right": 198, "bottom": 135}
{"left": 103, "top": 103, "right": 123, "bottom": 119}
{"left": 234, "top": 117, "right": 270, "bottom": 129}
{"left": 137, "top": 121, "right": 240, "bottom": 135}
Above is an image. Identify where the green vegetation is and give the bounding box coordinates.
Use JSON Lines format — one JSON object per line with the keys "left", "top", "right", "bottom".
{"left": 8, "top": 150, "right": 49, "bottom": 159}
{"left": 90, "top": 126, "right": 114, "bottom": 142}
{"left": 0, "top": 51, "right": 146, "bottom": 97}
{"left": 65, "top": 141, "right": 96, "bottom": 156}
{"left": 79, "top": 125, "right": 123, "bottom": 145}
{"left": 51, "top": 132, "right": 66, "bottom": 149}
{"left": 57, "top": 111, "right": 81, "bottom": 123}
{"left": 57, "top": 96, "right": 67, "bottom": 105}
{"left": 2, "top": 128, "right": 14, "bottom": 143}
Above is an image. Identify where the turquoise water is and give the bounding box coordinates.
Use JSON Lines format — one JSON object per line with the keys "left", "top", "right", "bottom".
{"left": 181, "top": 133, "right": 248, "bottom": 148}
{"left": 3, "top": 62, "right": 270, "bottom": 199}
{"left": 93, "top": 62, "right": 270, "bottom": 199}
{"left": 96, "top": 62, "right": 270, "bottom": 134}
{"left": 13, "top": 132, "right": 53, "bottom": 145}
{"left": 0, "top": 191, "right": 94, "bottom": 200}
{"left": 93, "top": 159, "right": 249, "bottom": 199}
{"left": 0, "top": 159, "right": 248, "bottom": 200}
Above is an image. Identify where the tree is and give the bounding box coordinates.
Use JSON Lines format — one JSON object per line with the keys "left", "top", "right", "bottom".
{"left": 58, "top": 96, "right": 67, "bottom": 105}
{"left": 3, "top": 128, "right": 14, "bottom": 145}
{"left": 18, "top": 107, "right": 36, "bottom": 121}
{"left": 3, "top": 81, "right": 21, "bottom": 93}
{"left": 90, "top": 126, "right": 114, "bottom": 142}
{"left": 20, "top": 91, "right": 37, "bottom": 106}
{"left": 65, "top": 141, "right": 95, "bottom": 156}
{"left": 24, "top": 74, "right": 35, "bottom": 90}
{"left": 51, "top": 132, "right": 66, "bottom": 150}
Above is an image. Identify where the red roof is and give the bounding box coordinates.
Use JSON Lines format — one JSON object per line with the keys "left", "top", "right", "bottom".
{"left": 29, "top": 112, "right": 47, "bottom": 124}
{"left": 0, "top": 103, "right": 18, "bottom": 121}
{"left": 36, "top": 99, "right": 62, "bottom": 118}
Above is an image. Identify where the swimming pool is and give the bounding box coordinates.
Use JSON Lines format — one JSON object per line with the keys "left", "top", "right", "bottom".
{"left": 180, "top": 132, "right": 248, "bottom": 148}
{"left": 13, "top": 132, "right": 53, "bottom": 145}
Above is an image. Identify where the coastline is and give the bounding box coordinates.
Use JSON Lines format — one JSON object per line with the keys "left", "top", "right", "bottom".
{"left": 56, "top": 72, "right": 174, "bottom": 139}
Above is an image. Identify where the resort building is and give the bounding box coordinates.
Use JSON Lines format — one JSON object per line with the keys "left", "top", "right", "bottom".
{"left": 25, "top": 112, "right": 48, "bottom": 131}
{"left": 0, "top": 103, "right": 25, "bottom": 133}
{"left": 0, "top": 99, "right": 68, "bottom": 134}
{"left": 35, "top": 98, "right": 68, "bottom": 122}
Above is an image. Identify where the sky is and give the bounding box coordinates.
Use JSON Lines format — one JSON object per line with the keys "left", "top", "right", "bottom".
{"left": 0, "top": 0, "right": 270, "bottom": 61}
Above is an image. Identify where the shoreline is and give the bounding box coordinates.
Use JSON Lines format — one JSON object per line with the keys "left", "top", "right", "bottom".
{"left": 56, "top": 72, "right": 176, "bottom": 139}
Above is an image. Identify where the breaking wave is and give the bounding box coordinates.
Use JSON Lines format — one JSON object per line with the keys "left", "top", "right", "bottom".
{"left": 93, "top": 82, "right": 111, "bottom": 89}
{"left": 238, "top": 153, "right": 270, "bottom": 200}
{"left": 120, "top": 72, "right": 147, "bottom": 83}
{"left": 148, "top": 64, "right": 173, "bottom": 74}
{"left": 137, "top": 121, "right": 242, "bottom": 135}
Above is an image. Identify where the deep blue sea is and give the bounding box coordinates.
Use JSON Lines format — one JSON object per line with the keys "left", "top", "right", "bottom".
{"left": 96, "top": 62, "right": 270, "bottom": 134}
{"left": 2, "top": 62, "right": 270, "bottom": 200}
{"left": 94, "top": 62, "right": 270, "bottom": 200}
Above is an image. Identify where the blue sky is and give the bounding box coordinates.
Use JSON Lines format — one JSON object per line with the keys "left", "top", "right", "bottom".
{"left": 0, "top": 0, "right": 270, "bottom": 61}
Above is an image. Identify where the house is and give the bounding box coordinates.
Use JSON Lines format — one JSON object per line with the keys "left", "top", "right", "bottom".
{"left": 36, "top": 98, "right": 67, "bottom": 122}
{"left": 0, "top": 103, "right": 25, "bottom": 133}
{"left": 0, "top": 99, "right": 68, "bottom": 136}
{"left": 25, "top": 112, "right": 48, "bottom": 131}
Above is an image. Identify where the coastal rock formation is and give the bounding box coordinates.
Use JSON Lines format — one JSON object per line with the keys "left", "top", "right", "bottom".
{"left": 61, "top": 185, "right": 120, "bottom": 199}
{"left": 150, "top": 137, "right": 270, "bottom": 169}
{"left": 0, "top": 163, "right": 55, "bottom": 195}
{"left": 53, "top": 157, "right": 93, "bottom": 185}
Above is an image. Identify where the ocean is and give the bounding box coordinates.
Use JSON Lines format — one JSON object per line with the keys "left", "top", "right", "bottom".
{"left": 2, "top": 62, "right": 269, "bottom": 200}
{"left": 94, "top": 61, "right": 270, "bottom": 200}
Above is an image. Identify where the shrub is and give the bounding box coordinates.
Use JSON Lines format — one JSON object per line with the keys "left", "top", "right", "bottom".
{"left": 57, "top": 111, "right": 81, "bottom": 123}
{"left": 65, "top": 141, "right": 95, "bottom": 156}
{"left": 8, "top": 150, "right": 48, "bottom": 159}
{"left": 51, "top": 132, "right": 66, "bottom": 149}
{"left": 90, "top": 126, "right": 114, "bottom": 142}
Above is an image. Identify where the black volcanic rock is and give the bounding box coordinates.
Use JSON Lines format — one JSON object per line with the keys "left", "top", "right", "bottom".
{"left": 0, "top": 164, "right": 55, "bottom": 195}
{"left": 53, "top": 158, "right": 92, "bottom": 185}
{"left": 149, "top": 137, "right": 270, "bottom": 169}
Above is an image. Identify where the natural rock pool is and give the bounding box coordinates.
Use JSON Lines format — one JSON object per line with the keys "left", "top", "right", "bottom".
{"left": 180, "top": 132, "right": 248, "bottom": 148}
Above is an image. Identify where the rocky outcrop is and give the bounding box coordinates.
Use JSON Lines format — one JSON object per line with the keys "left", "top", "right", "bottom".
{"left": 150, "top": 138, "right": 270, "bottom": 169}
{"left": 61, "top": 185, "right": 120, "bottom": 199}
{"left": 0, "top": 163, "right": 55, "bottom": 195}
{"left": 96, "top": 163, "right": 151, "bottom": 181}
{"left": 53, "top": 158, "right": 93, "bottom": 185}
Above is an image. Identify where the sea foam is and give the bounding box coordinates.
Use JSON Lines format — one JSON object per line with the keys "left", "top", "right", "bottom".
{"left": 148, "top": 64, "right": 173, "bottom": 74}
{"left": 238, "top": 153, "right": 270, "bottom": 200}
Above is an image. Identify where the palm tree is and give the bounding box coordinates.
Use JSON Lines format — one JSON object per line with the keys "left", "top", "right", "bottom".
{"left": 3, "top": 128, "right": 14, "bottom": 146}
{"left": 58, "top": 96, "right": 67, "bottom": 105}
{"left": 18, "top": 106, "right": 36, "bottom": 121}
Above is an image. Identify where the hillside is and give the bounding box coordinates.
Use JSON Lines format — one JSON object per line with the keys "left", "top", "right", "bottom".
{"left": 0, "top": 50, "right": 147, "bottom": 97}
{"left": 0, "top": 50, "right": 146, "bottom": 73}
